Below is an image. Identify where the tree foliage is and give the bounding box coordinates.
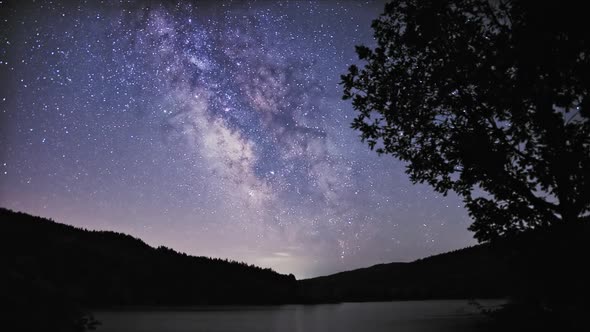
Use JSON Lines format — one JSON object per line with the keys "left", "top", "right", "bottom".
{"left": 342, "top": 0, "right": 590, "bottom": 241}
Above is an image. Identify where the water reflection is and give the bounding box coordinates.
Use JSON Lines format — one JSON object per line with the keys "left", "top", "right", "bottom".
{"left": 95, "top": 300, "right": 503, "bottom": 332}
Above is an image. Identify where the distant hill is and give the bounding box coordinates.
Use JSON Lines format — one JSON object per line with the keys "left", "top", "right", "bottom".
{"left": 297, "top": 244, "right": 510, "bottom": 303}
{"left": 0, "top": 207, "right": 297, "bottom": 308}
{"left": 298, "top": 221, "right": 589, "bottom": 305}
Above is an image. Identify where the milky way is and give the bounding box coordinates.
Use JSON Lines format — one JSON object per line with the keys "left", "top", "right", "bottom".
{"left": 0, "top": 1, "right": 476, "bottom": 278}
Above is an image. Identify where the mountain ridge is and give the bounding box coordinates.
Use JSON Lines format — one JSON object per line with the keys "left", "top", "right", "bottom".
{"left": 2, "top": 207, "right": 511, "bottom": 307}
{"left": 1, "top": 207, "right": 297, "bottom": 307}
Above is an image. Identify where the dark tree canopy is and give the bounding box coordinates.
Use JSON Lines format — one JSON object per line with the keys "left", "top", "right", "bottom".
{"left": 342, "top": 0, "right": 590, "bottom": 241}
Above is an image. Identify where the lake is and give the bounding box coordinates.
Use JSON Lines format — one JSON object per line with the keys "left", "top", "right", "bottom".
{"left": 94, "top": 299, "right": 503, "bottom": 332}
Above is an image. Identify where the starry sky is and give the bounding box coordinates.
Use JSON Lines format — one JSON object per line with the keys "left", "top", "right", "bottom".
{"left": 0, "top": 0, "right": 477, "bottom": 278}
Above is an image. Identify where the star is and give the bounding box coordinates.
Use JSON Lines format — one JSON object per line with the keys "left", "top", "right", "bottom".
{"left": 0, "top": 0, "right": 476, "bottom": 279}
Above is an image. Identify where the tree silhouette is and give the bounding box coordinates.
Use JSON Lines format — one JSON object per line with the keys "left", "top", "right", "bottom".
{"left": 342, "top": 0, "right": 590, "bottom": 241}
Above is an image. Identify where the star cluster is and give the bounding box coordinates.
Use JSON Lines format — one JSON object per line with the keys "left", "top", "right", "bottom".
{"left": 0, "top": 0, "right": 475, "bottom": 278}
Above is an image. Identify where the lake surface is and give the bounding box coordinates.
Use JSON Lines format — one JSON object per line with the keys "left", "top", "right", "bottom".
{"left": 94, "top": 299, "right": 503, "bottom": 332}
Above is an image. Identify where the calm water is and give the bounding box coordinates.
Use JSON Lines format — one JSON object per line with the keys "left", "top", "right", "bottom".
{"left": 94, "top": 300, "right": 503, "bottom": 332}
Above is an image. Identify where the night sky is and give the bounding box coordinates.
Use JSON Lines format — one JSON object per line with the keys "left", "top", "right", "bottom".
{"left": 0, "top": 0, "right": 476, "bottom": 278}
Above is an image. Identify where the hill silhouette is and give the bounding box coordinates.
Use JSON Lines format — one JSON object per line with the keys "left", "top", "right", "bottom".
{"left": 297, "top": 220, "right": 589, "bottom": 330}
{"left": 297, "top": 244, "right": 510, "bottom": 303}
{"left": 2, "top": 207, "right": 514, "bottom": 308}
{"left": 299, "top": 222, "right": 589, "bottom": 303}
{"left": 1, "top": 208, "right": 296, "bottom": 308}
{"left": 3, "top": 207, "right": 588, "bottom": 331}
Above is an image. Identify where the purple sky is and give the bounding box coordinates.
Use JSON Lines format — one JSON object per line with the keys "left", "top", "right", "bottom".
{"left": 0, "top": 0, "right": 476, "bottom": 278}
